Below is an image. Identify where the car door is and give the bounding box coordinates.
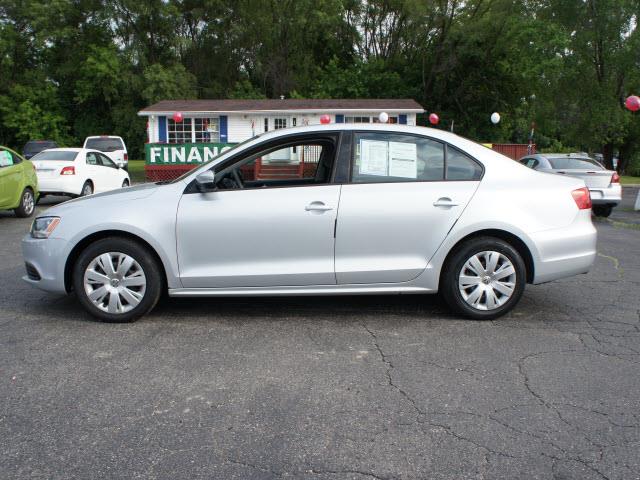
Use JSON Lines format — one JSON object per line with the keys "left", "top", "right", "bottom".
{"left": 0, "top": 149, "right": 22, "bottom": 208}
{"left": 176, "top": 135, "right": 341, "bottom": 288}
{"left": 334, "top": 131, "right": 482, "bottom": 284}
{"left": 84, "top": 151, "right": 104, "bottom": 192}
{"left": 97, "top": 153, "right": 122, "bottom": 190}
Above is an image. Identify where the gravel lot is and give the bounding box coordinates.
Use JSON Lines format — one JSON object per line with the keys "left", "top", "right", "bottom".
{"left": 1, "top": 189, "right": 639, "bottom": 479}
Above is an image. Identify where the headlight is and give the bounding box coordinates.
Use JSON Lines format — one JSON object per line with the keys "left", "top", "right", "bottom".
{"left": 31, "top": 217, "right": 61, "bottom": 239}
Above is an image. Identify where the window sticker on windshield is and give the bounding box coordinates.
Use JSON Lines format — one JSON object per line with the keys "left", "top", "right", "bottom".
{"left": 0, "top": 151, "right": 13, "bottom": 167}
{"left": 389, "top": 141, "right": 417, "bottom": 178}
{"left": 359, "top": 139, "right": 388, "bottom": 176}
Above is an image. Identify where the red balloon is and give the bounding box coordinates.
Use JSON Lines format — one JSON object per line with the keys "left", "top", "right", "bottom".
{"left": 172, "top": 112, "right": 184, "bottom": 122}
{"left": 429, "top": 113, "right": 439, "bottom": 125}
{"left": 625, "top": 95, "right": 640, "bottom": 112}
{"left": 319, "top": 114, "right": 331, "bottom": 124}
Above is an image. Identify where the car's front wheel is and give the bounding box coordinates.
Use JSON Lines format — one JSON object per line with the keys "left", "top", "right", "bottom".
{"left": 14, "top": 188, "right": 35, "bottom": 218}
{"left": 440, "top": 237, "right": 526, "bottom": 320}
{"left": 73, "top": 237, "right": 163, "bottom": 322}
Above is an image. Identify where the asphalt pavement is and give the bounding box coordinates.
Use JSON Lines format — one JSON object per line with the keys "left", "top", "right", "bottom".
{"left": 1, "top": 189, "right": 639, "bottom": 479}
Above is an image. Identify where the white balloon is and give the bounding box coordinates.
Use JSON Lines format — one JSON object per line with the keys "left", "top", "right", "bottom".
{"left": 491, "top": 112, "right": 501, "bottom": 124}
{"left": 378, "top": 112, "right": 389, "bottom": 123}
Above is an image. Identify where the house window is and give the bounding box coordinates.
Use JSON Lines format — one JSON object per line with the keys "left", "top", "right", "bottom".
{"left": 345, "top": 115, "right": 399, "bottom": 124}
{"left": 344, "top": 116, "right": 370, "bottom": 123}
{"left": 168, "top": 117, "right": 220, "bottom": 143}
{"left": 373, "top": 116, "right": 398, "bottom": 124}
{"left": 264, "top": 118, "right": 269, "bottom": 132}
{"left": 195, "top": 118, "right": 220, "bottom": 143}
{"left": 168, "top": 118, "right": 192, "bottom": 143}
{"left": 274, "top": 118, "right": 287, "bottom": 129}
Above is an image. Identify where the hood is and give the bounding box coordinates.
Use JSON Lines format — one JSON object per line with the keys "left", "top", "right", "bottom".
{"left": 40, "top": 182, "right": 160, "bottom": 217}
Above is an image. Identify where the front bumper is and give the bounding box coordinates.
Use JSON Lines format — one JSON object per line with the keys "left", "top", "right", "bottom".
{"left": 589, "top": 184, "right": 621, "bottom": 205}
{"left": 21, "top": 235, "right": 69, "bottom": 294}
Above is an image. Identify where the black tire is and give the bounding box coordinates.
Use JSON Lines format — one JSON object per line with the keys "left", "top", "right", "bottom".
{"left": 72, "top": 237, "right": 163, "bottom": 323}
{"left": 440, "top": 236, "right": 527, "bottom": 320}
{"left": 14, "top": 187, "right": 35, "bottom": 218}
{"left": 122, "top": 179, "right": 130, "bottom": 188}
{"left": 592, "top": 205, "right": 612, "bottom": 217}
{"left": 80, "top": 181, "right": 93, "bottom": 197}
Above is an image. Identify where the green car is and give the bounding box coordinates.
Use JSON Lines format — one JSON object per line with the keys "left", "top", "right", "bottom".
{"left": 0, "top": 146, "right": 39, "bottom": 217}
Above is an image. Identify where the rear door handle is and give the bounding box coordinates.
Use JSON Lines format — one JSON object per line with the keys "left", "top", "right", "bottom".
{"left": 433, "top": 197, "right": 459, "bottom": 208}
{"left": 305, "top": 201, "right": 333, "bottom": 212}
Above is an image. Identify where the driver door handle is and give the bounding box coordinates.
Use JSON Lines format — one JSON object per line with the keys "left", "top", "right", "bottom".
{"left": 305, "top": 201, "right": 333, "bottom": 212}
{"left": 433, "top": 197, "right": 459, "bottom": 208}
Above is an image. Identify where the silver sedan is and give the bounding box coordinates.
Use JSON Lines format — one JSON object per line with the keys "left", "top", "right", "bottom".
{"left": 22, "top": 124, "right": 597, "bottom": 322}
{"left": 519, "top": 153, "right": 622, "bottom": 217}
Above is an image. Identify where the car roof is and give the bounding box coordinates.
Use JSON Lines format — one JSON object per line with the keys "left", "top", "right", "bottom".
{"left": 85, "top": 135, "right": 123, "bottom": 139}
{"left": 532, "top": 152, "right": 593, "bottom": 159}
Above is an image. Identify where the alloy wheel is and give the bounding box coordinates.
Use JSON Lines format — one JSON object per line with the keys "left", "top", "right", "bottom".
{"left": 83, "top": 252, "right": 147, "bottom": 314}
{"left": 22, "top": 190, "right": 34, "bottom": 215}
{"left": 458, "top": 250, "right": 516, "bottom": 311}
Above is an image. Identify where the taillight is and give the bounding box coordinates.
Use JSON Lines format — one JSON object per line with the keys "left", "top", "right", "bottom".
{"left": 611, "top": 172, "right": 620, "bottom": 184}
{"left": 124, "top": 153, "right": 128, "bottom": 161}
{"left": 60, "top": 166, "right": 75, "bottom": 175}
{"left": 571, "top": 187, "right": 592, "bottom": 210}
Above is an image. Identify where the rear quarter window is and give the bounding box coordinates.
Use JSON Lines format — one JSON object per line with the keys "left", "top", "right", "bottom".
{"left": 446, "top": 146, "right": 483, "bottom": 180}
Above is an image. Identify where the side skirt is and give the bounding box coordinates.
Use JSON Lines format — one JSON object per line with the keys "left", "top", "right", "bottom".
{"left": 168, "top": 284, "right": 434, "bottom": 297}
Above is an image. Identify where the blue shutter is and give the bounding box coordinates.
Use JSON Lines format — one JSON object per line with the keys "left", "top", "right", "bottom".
{"left": 335, "top": 114, "right": 344, "bottom": 123}
{"left": 399, "top": 114, "right": 407, "bottom": 125}
{"left": 219, "top": 115, "right": 228, "bottom": 143}
{"left": 158, "top": 116, "right": 167, "bottom": 142}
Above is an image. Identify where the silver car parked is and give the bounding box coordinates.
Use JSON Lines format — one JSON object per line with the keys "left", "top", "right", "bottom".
{"left": 22, "top": 124, "right": 597, "bottom": 322}
{"left": 519, "top": 153, "right": 621, "bottom": 217}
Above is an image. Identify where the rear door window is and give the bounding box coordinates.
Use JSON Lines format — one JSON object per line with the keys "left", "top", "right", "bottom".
{"left": 351, "top": 132, "right": 445, "bottom": 183}
{"left": 86, "top": 152, "right": 99, "bottom": 165}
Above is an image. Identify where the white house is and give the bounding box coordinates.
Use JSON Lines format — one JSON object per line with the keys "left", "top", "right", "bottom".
{"left": 138, "top": 98, "right": 421, "bottom": 160}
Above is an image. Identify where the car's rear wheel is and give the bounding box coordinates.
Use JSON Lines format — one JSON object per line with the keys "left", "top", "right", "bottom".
{"left": 14, "top": 188, "right": 35, "bottom": 218}
{"left": 72, "top": 237, "right": 163, "bottom": 322}
{"left": 122, "top": 179, "right": 130, "bottom": 188}
{"left": 440, "top": 237, "right": 526, "bottom": 320}
{"left": 80, "top": 181, "right": 93, "bottom": 197}
{"left": 592, "top": 205, "right": 613, "bottom": 217}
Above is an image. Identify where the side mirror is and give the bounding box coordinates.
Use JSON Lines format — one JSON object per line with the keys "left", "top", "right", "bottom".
{"left": 195, "top": 170, "right": 216, "bottom": 193}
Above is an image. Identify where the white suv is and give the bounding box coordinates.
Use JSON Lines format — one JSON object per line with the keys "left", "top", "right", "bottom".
{"left": 83, "top": 136, "right": 128, "bottom": 170}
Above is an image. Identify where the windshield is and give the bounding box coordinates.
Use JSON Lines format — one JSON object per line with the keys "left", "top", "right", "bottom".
{"left": 548, "top": 157, "right": 603, "bottom": 170}
{"left": 165, "top": 135, "right": 262, "bottom": 184}
{"left": 85, "top": 138, "right": 124, "bottom": 152}
{"left": 32, "top": 151, "right": 78, "bottom": 161}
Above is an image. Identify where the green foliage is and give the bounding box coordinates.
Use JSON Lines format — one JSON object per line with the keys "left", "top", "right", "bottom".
{"left": 0, "top": 82, "right": 71, "bottom": 145}
{"left": 0, "top": 0, "right": 638, "bottom": 169}
{"left": 142, "top": 64, "right": 197, "bottom": 104}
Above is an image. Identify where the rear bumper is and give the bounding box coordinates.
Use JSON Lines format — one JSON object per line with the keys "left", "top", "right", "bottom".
{"left": 530, "top": 210, "right": 597, "bottom": 284}
{"left": 589, "top": 184, "right": 621, "bottom": 205}
{"left": 37, "top": 177, "right": 83, "bottom": 196}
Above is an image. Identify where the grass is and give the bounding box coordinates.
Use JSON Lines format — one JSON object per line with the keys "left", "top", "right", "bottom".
{"left": 127, "top": 160, "right": 147, "bottom": 183}
{"left": 621, "top": 176, "right": 640, "bottom": 185}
